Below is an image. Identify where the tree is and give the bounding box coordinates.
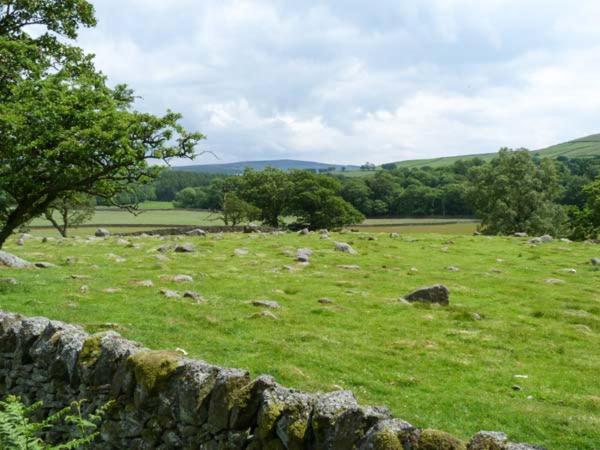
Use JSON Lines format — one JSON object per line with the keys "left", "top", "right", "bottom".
{"left": 0, "top": 1, "right": 204, "bottom": 248}
{"left": 173, "top": 187, "right": 206, "bottom": 209}
{"left": 467, "top": 149, "right": 567, "bottom": 236}
{"left": 221, "top": 193, "right": 260, "bottom": 226}
{"left": 44, "top": 194, "right": 95, "bottom": 237}
{"left": 568, "top": 177, "right": 600, "bottom": 240}
{"left": 287, "top": 171, "right": 364, "bottom": 229}
{"left": 236, "top": 168, "right": 291, "bottom": 227}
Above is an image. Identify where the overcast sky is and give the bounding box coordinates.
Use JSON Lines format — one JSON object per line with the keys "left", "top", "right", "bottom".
{"left": 77, "top": 0, "right": 600, "bottom": 165}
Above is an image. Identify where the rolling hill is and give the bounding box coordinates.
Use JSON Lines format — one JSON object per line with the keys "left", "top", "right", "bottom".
{"left": 174, "top": 159, "right": 359, "bottom": 174}
{"left": 391, "top": 133, "right": 600, "bottom": 169}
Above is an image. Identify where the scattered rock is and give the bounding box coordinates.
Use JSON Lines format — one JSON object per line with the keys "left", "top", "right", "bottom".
{"left": 133, "top": 280, "right": 154, "bottom": 287}
{"left": 337, "top": 264, "right": 360, "bottom": 270}
{"left": 160, "top": 289, "right": 181, "bottom": 299}
{"left": 65, "top": 257, "right": 77, "bottom": 265}
{"left": 447, "top": 266, "right": 460, "bottom": 272}
{"left": 234, "top": 248, "right": 249, "bottom": 256}
{"left": 95, "top": 228, "right": 110, "bottom": 237}
{"left": 298, "top": 228, "right": 310, "bottom": 235}
{"left": 471, "top": 313, "right": 482, "bottom": 321}
{"left": 318, "top": 298, "right": 334, "bottom": 304}
{"left": 157, "top": 244, "right": 171, "bottom": 253}
{"left": 529, "top": 235, "right": 553, "bottom": 244}
{"left": 408, "top": 267, "right": 418, "bottom": 275}
{"left": 186, "top": 228, "right": 206, "bottom": 236}
{"left": 69, "top": 275, "right": 90, "bottom": 280}
{"left": 514, "top": 232, "right": 528, "bottom": 237}
{"left": 175, "top": 347, "right": 189, "bottom": 356}
{"left": 0, "top": 277, "right": 17, "bottom": 285}
{"left": 335, "top": 242, "right": 357, "bottom": 254}
{"left": 560, "top": 238, "right": 572, "bottom": 243}
{"left": 102, "top": 288, "right": 121, "bottom": 294}
{"left": 117, "top": 238, "right": 129, "bottom": 245}
{"left": 390, "top": 232, "right": 400, "bottom": 238}
{"left": 296, "top": 248, "right": 312, "bottom": 262}
{"left": 591, "top": 257, "right": 600, "bottom": 266}
{"left": 404, "top": 284, "right": 450, "bottom": 306}
{"left": 0, "top": 251, "right": 32, "bottom": 268}
{"left": 183, "top": 291, "right": 205, "bottom": 302}
{"left": 544, "top": 278, "right": 564, "bottom": 284}
{"left": 79, "top": 285, "right": 89, "bottom": 294}
{"left": 251, "top": 300, "right": 280, "bottom": 309}
{"left": 512, "top": 385, "right": 522, "bottom": 391}
{"left": 558, "top": 268, "right": 576, "bottom": 274}
{"left": 16, "top": 238, "right": 25, "bottom": 246}
{"left": 173, "top": 275, "right": 194, "bottom": 283}
{"left": 34, "top": 262, "right": 55, "bottom": 269}
{"left": 174, "top": 243, "right": 195, "bottom": 253}
{"left": 514, "top": 374, "right": 529, "bottom": 379}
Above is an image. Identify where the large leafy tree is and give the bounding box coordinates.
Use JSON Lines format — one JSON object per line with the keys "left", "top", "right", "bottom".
{"left": 468, "top": 149, "right": 567, "bottom": 236}
{"left": 0, "top": 1, "right": 204, "bottom": 248}
{"left": 286, "top": 171, "right": 364, "bottom": 229}
{"left": 236, "top": 167, "right": 291, "bottom": 227}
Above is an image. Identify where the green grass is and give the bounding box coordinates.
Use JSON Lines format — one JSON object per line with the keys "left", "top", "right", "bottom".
{"left": 0, "top": 232, "right": 598, "bottom": 449}
{"left": 30, "top": 208, "right": 223, "bottom": 228}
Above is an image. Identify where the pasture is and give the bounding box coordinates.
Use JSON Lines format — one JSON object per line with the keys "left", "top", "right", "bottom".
{"left": 0, "top": 231, "right": 598, "bottom": 449}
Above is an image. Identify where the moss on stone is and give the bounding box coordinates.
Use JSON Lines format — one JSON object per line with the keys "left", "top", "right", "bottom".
{"left": 373, "top": 428, "right": 402, "bottom": 450}
{"left": 257, "top": 401, "right": 285, "bottom": 440}
{"left": 78, "top": 333, "right": 104, "bottom": 368}
{"left": 127, "top": 350, "right": 181, "bottom": 392}
{"left": 287, "top": 418, "right": 308, "bottom": 449}
{"left": 418, "top": 429, "right": 467, "bottom": 450}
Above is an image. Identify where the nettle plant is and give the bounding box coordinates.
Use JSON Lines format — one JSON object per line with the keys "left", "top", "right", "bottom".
{"left": 0, "top": 395, "right": 112, "bottom": 449}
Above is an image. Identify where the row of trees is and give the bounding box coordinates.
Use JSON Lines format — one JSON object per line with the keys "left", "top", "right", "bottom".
{"left": 167, "top": 151, "right": 600, "bottom": 238}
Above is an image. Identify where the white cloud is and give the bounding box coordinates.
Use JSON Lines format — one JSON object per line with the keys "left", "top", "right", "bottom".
{"left": 76, "top": 0, "right": 600, "bottom": 164}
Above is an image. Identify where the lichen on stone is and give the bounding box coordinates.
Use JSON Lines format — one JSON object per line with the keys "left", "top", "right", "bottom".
{"left": 257, "top": 401, "right": 285, "bottom": 440}
{"left": 78, "top": 333, "right": 104, "bottom": 368}
{"left": 127, "top": 350, "right": 181, "bottom": 392}
{"left": 373, "top": 427, "right": 403, "bottom": 450}
{"left": 419, "top": 429, "right": 467, "bottom": 450}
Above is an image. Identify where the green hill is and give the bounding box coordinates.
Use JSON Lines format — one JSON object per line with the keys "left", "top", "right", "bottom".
{"left": 391, "top": 133, "right": 600, "bottom": 169}
{"left": 176, "top": 159, "right": 358, "bottom": 174}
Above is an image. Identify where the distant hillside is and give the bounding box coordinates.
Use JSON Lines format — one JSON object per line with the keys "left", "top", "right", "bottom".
{"left": 175, "top": 159, "right": 359, "bottom": 174}
{"left": 391, "top": 134, "right": 600, "bottom": 169}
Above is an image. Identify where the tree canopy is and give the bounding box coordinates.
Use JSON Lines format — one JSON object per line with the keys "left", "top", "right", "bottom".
{"left": 0, "top": 0, "right": 204, "bottom": 247}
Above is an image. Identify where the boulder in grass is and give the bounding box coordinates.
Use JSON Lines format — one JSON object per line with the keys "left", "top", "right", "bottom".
{"left": 252, "top": 300, "right": 280, "bottom": 309}
{"left": 0, "top": 251, "right": 32, "bottom": 268}
{"left": 174, "top": 243, "right": 195, "bottom": 253}
{"left": 298, "top": 228, "right": 310, "bottom": 235}
{"left": 0, "top": 278, "right": 17, "bottom": 285}
{"left": 186, "top": 228, "right": 206, "bottom": 236}
{"left": 296, "top": 248, "right": 312, "bottom": 262}
{"left": 160, "top": 289, "right": 181, "bottom": 299}
{"left": 95, "top": 228, "right": 110, "bottom": 237}
{"left": 404, "top": 284, "right": 450, "bottom": 306}
{"left": 591, "top": 257, "right": 600, "bottom": 266}
{"left": 335, "top": 242, "right": 357, "bottom": 254}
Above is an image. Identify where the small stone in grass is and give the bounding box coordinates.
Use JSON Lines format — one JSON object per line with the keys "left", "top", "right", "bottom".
{"left": 249, "top": 311, "right": 278, "bottom": 320}
{"left": 80, "top": 285, "right": 89, "bottom": 294}
{"left": 0, "top": 278, "right": 17, "bottom": 285}
{"left": 252, "top": 300, "right": 280, "bottom": 309}
{"left": 35, "top": 262, "right": 55, "bottom": 269}
{"left": 102, "top": 288, "right": 121, "bottom": 294}
{"left": 134, "top": 280, "right": 154, "bottom": 287}
{"left": 318, "top": 298, "right": 334, "bottom": 304}
{"left": 174, "top": 243, "right": 195, "bottom": 253}
{"left": 160, "top": 289, "right": 181, "bottom": 299}
{"left": 183, "top": 291, "right": 205, "bottom": 302}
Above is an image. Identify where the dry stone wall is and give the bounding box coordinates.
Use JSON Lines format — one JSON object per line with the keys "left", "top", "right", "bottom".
{"left": 0, "top": 311, "right": 544, "bottom": 450}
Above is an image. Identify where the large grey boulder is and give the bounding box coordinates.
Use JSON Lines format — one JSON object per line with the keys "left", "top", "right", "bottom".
{"left": 405, "top": 284, "right": 450, "bottom": 305}
{"left": 95, "top": 228, "right": 110, "bottom": 237}
{"left": 335, "top": 242, "right": 357, "bottom": 254}
{"left": 186, "top": 228, "right": 206, "bottom": 236}
{"left": 174, "top": 243, "right": 195, "bottom": 253}
{"left": 0, "top": 251, "right": 32, "bottom": 268}
{"left": 296, "top": 248, "right": 312, "bottom": 262}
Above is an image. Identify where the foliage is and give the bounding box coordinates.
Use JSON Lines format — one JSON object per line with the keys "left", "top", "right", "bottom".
{"left": 286, "top": 171, "right": 364, "bottom": 229}
{"left": 0, "top": 395, "right": 111, "bottom": 449}
{"left": 44, "top": 194, "right": 95, "bottom": 237}
{"left": 235, "top": 167, "right": 292, "bottom": 227}
{"left": 567, "top": 177, "right": 600, "bottom": 240}
{"left": 467, "top": 149, "right": 568, "bottom": 236}
{"left": 221, "top": 192, "right": 260, "bottom": 226}
{"left": 0, "top": 1, "right": 204, "bottom": 248}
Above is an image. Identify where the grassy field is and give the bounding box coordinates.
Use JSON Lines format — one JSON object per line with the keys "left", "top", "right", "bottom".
{"left": 0, "top": 232, "right": 598, "bottom": 449}
{"left": 30, "top": 206, "right": 479, "bottom": 235}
